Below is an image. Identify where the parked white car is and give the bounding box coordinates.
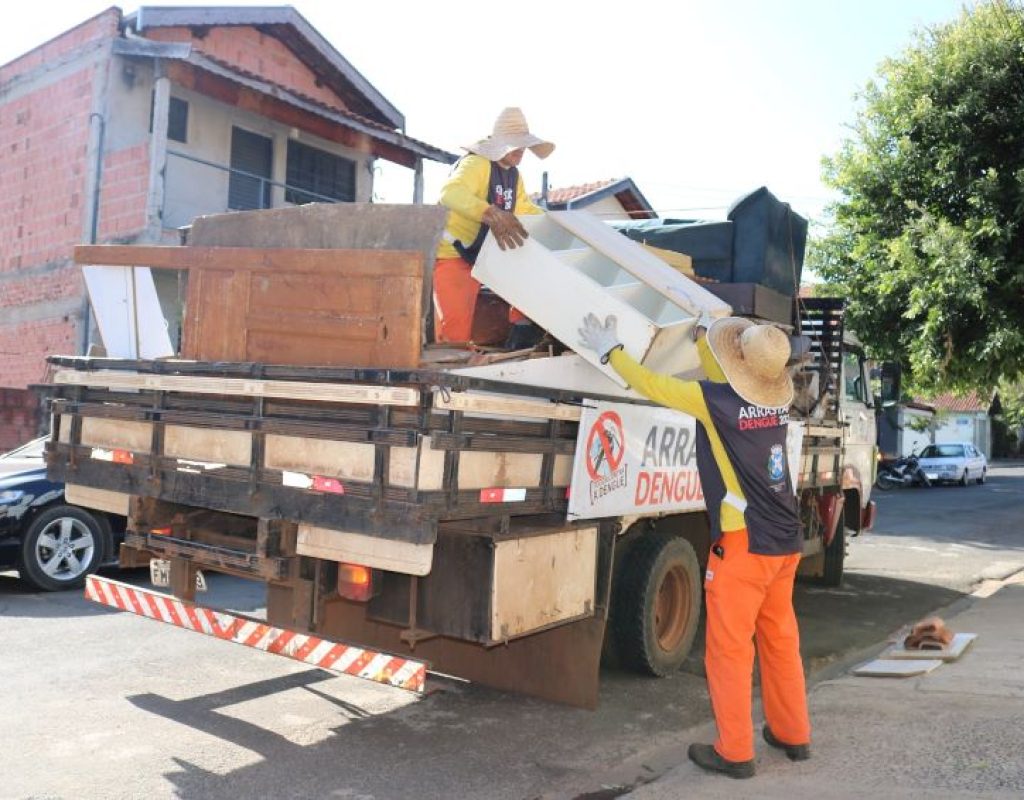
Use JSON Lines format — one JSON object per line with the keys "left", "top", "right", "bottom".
{"left": 917, "top": 443, "right": 988, "bottom": 486}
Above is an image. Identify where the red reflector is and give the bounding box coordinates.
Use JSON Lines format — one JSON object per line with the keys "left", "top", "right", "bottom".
{"left": 338, "top": 563, "right": 373, "bottom": 601}
{"left": 150, "top": 527, "right": 172, "bottom": 536}
{"left": 113, "top": 449, "right": 134, "bottom": 465}
{"left": 312, "top": 475, "right": 344, "bottom": 494}
{"left": 479, "top": 487, "right": 527, "bottom": 503}
{"left": 565, "top": 486, "right": 571, "bottom": 499}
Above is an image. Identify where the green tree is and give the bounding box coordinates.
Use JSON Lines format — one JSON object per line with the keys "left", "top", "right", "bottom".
{"left": 811, "top": 1, "right": 1024, "bottom": 393}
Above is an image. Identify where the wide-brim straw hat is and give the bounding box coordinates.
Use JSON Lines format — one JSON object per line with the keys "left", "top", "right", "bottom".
{"left": 706, "top": 317, "right": 794, "bottom": 408}
{"left": 464, "top": 107, "right": 555, "bottom": 162}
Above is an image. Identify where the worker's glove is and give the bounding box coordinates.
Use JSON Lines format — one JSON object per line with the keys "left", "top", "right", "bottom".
{"left": 578, "top": 313, "right": 622, "bottom": 363}
{"left": 482, "top": 205, "right": 528, "bottom": 250}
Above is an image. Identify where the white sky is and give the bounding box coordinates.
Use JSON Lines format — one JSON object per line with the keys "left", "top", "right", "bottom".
{"left": 1, "top": 0, "right": 972, "bottom": 225}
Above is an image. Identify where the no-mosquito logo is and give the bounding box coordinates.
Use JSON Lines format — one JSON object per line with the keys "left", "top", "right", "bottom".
{"left": 586, "top": 410, "right": 629, "bottom": 503}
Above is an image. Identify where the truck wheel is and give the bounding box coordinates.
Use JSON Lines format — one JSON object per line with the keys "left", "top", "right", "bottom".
{"left": 613, "top": 533, "right": 701, "bottom": 677}
{"left": 819, "top": 524, "right": 846, "bottom": 587}
{"left": 17, "top": 505, "right": 107, "bottom": 591}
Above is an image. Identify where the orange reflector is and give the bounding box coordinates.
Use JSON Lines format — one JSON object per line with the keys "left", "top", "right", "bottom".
{"left": 338, "top": 563, "right": 374, "bottom": 601}
{"left": 113, "top": 449, "right": 134, "bottom": 465}
{"left": 150, "top": 527, "right": 172, "bottom": 536}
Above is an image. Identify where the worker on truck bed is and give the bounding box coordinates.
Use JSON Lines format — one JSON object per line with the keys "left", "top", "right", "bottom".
{"left": 434, "top": 107, "right": 553, "bottom": 349}
{"left": 579, "top": 312, "right": 811, "bottom": 780}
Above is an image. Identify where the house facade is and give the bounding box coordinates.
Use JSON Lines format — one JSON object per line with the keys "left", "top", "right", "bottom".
{"left": 926, "top": 391, "right": 995, "bottom": 459}
{"left": 0, "top": 5, "right": 455, "bottom": 447}
{"left": 538, "top": 177, "right": 657, "bottom": 221}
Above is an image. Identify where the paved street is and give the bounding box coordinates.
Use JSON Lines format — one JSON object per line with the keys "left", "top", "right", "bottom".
{"left": 3, "top": 465, "right": 1023, "bottom": 799}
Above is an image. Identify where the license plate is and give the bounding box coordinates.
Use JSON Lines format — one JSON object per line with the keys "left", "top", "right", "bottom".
{"left": 149, "top": 558, "right": 207, "bottom": 592}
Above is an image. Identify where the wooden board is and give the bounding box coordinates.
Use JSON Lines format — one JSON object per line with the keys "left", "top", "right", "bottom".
{"left": 853, "top": 658, "right": 945, "bottom": 677}
{"left": 296, "top": 524, "right": 434, "bottom": 576}
{"left": 52, "top": 369, "right": 419, "bottom": 406}
{"left": 181, "top": 249, "right": 424, "bottom": 368}
{"left": 882, "top": 633, "right": 977, "bottom": 662}
{"left": 264, "top": 435, "right": 376, "bottom": 482}
{"left": 491, "top": 526, "right": 598, "bottom": 640}
{"left": 164, "top": 425, "right": 252, "bottom": 467}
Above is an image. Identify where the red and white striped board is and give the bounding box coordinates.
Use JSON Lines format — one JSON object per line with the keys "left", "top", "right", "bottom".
{"left": 84, "top": 574, "right": 427, "bottom": 694}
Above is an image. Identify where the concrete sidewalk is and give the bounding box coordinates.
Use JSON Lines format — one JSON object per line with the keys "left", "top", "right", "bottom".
{"left": 623, "top": 578, "right": 1024, "bottom": 799}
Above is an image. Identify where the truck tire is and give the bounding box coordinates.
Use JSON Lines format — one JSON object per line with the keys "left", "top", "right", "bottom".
{"left": 819, "top": 524, "right": 846, "bottom": 587}
{"left": 613, "top": 533, "right": 702, "bottom": 677}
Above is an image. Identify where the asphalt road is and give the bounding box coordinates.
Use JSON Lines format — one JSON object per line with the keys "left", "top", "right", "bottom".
{"left": 3, "top": 464, "right": 1023, "bottom": 799}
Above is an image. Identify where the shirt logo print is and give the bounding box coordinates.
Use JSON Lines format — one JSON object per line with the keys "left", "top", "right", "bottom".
{"left": 768, "top": 444, "right": 786, "bottom": 481}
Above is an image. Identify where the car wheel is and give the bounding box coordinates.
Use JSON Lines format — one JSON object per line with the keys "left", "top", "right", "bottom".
{"left": 17, "top": 504, "right": 105, "bottom": 591}
{"left": 977, "top": 469, "right": 986, "bottom": 485}
{"left": 958, "top": 469, "right": 969, "bottom": 487}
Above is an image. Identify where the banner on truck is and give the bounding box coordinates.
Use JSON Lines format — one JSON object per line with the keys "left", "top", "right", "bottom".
{"left": 567, "top": 401, "right": 804, "bottom": 520}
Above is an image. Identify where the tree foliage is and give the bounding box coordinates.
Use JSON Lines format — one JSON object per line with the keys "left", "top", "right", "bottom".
{"left": 811, "top": 1, "right": 1024, "bottom": 393}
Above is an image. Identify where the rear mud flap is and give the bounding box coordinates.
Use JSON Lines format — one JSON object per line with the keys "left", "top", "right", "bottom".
{"left": 315, "top": 598, "right": 607, "bottom": 709}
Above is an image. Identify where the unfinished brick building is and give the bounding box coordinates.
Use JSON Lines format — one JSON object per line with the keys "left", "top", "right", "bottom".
{"left": 0, "top": 6, "right": 454, "bottom": 448}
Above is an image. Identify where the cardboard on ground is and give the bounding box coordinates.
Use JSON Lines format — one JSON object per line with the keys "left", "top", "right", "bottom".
{"left": 853, "top": 658, "right": 945, "bottom": 677}
{"left": 881, "top": 632, "right": 977, "bottom": 662}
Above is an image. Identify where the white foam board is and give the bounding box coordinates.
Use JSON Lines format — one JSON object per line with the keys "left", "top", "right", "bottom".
{"left": 853, "top": 658, "right": 945, "bottom": 677}
{"left": 83, "top": 265, "right": 173, "bottom": 359}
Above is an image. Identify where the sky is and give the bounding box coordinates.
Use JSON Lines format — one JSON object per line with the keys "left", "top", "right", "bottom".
{"left": 0, "top": 0, "right": 974, "bottom": 227}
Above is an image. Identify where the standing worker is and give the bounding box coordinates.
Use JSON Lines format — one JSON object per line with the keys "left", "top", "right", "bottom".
{"left": 434, "top": 107, "right": 554, "bottom": 348}
{"left": 578, "top": 312, "right": 811, "bottom": 779}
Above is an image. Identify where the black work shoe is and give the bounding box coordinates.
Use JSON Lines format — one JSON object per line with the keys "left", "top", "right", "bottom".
{"left": 687, "top": 743, "right": 755, "bottom": 779}
{"left": 763, "top": 725, "right": 811, "bottom": 761}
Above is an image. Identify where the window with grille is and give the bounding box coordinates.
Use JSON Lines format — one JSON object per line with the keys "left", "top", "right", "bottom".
{"left": 228, "top": 127, "right": 273, "bottom": 211}
{"left": 286, "top": 140, "right": 355, "bottom": 204}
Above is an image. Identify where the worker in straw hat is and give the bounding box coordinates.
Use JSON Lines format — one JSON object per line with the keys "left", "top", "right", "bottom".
{"left": 578, "top": 312, "right": 811, "bottom": 780}
{"left": 434, "top": 107, "right": 554, "bottom": 348}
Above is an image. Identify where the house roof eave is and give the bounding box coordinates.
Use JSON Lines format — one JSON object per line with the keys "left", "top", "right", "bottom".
{"left": 126, "top": 5, "right": 404, "bottom": 129}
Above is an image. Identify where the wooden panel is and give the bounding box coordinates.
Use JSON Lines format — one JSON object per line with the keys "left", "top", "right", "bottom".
{"left": 456, "top": 451, "right": 543, "bottom": 490}
{"left": 264, "top": 435, "right": 375, "bottom": 481}
{"left": 388, "top": 440, "right": 444, "bottom": 490}
{"left": 296, "top": 524, "right": 433, "bottom": 576}
{"left": 183, "top": 268, "right": 247, "bottom": 361}
{"left": 64, "top": 484, "right": 131, "bottom": 516}
{"left": 553, "top": 454, "right": 573, "bottom": 487}
{"left": 491, "top": 527, "right": 598, "bottom": 640}
{"left": 164, "top": 425, "right": 252, "bottom": 466}
{"left": 80, "top": 418, "right": 153, "bottom": 451}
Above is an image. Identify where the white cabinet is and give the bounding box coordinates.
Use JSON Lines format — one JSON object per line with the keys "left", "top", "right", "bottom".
{"left": 472, "top": 211, "right": 731, "bottom": 386}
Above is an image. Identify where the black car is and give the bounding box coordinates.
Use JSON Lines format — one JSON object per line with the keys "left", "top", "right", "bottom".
{"left": 0, "top": 437, "right": 124, "bottom": 591}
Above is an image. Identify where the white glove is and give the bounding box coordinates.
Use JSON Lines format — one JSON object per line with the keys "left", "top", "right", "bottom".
{"left": 578, "top": 313, "right": 621, "bottom": 361}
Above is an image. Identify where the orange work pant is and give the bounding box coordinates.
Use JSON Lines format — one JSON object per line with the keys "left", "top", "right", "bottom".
{"left": 703, "top": 528, "right": 810, "bottom": 762}
{"left": 433, "top": 256, "right": 528, "bottom": 342}
{"left": 433, "top": 257, "right": 480, "bottom": 343}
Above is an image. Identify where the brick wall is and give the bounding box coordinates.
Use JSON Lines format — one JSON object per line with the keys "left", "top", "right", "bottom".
{"left": 0, "top": 387, "right": 43, "bottom": 452}
{"left": 0, "top": 9, "right": 124, "bottom": 391}
{"left": 97, "top": 143, "right": 150, "bottom": 240}
{"left": 0, "top": 8, "right": 120, "bottom": 84}
{"left": 146, "top": 25, "right": 351, "bottom": 111}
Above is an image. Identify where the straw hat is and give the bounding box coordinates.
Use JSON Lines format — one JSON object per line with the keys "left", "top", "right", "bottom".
{"left": 464, "top": 107, "right": 555, "bottom": 162}
{"left": 706, "top": 317, "right": 793, "bottom": 408}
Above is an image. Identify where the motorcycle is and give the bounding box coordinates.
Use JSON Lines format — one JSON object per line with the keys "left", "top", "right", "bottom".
{"left": 875, "top": 453, "right": 931, "bottom": 491}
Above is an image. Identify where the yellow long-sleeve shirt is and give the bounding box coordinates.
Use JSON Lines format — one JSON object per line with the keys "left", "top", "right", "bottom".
{"left": 436, "top": 154, "right": 542, "bottom": 260}
{"left": 608, "top": 337, "right": 748, "bottom": 532}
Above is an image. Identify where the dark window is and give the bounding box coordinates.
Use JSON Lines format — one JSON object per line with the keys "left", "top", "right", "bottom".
{"left": 286, "top": 140, "right": 355, "bottom": 204}
{"left": 228, "top": 127, "right": 273, "bottom": 211}
{"left": 149, "top": 94, "right": 189, "bottom": 143}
